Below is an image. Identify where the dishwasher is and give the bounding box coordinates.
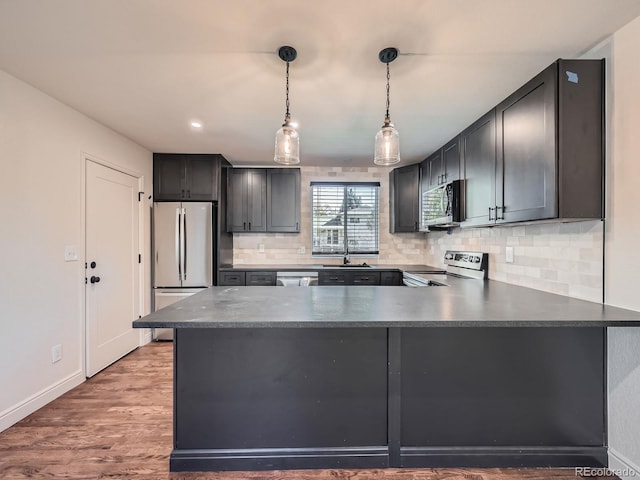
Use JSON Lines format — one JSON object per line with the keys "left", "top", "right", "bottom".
{"left": 276, "top": 271, "right": 319, "bottom": 286}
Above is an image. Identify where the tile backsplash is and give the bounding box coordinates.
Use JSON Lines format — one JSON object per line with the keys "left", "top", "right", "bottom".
{"left": 232, "top": 166, "right": 604, "bottom": 302}
{"left": 424, "top": 220, "right": 604, "bottom": 302}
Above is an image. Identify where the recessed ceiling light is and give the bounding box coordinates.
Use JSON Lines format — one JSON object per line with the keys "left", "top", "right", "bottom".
{"left": 191, "top": 121, "right": 202, "bottom": 128}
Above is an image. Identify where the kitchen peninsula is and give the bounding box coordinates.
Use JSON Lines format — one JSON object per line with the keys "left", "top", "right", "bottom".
{"left": 134, "top": 279, "right": 640, "bottom": 472}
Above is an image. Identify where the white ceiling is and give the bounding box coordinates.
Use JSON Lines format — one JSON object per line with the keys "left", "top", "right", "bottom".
{"left": 1, "top": 0, "right": 640, "bottom": 167}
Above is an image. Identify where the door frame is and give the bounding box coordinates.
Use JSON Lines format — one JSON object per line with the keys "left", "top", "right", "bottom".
{"left": 80, "top": 152, "right": 148, "bottom": 378}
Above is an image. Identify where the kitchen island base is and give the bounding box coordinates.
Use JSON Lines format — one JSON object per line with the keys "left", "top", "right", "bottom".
{"left": 170, "top": 327, "right": 606, "bottom": 472}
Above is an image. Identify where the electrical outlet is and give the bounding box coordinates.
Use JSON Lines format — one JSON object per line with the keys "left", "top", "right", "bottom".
{"left": 64, "top": 245, "right": 78, "bottom": 262}
{"left": 505, "top": 246, "right": 514, "bottom": 263}
{"left": 258, "top": 244, "right": 265, "bottom": 253}
{"left": 298, "top": 246, "right": 306, "bottom": 255}
{"left": 51, "top": 344, "right": 62, "bottom": 363}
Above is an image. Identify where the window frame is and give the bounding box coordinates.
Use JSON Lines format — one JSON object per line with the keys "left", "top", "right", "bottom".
{"left": 310, "top": 182, "right": 380, "bottom": 256}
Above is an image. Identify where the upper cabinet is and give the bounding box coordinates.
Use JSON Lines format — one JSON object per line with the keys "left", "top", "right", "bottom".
{"left": 460, "top": 110, "right": 497, "bottom": 227}
{"left": 421, "top": 137, "right": 461, "bottom": 193}
{"left": 266, "top": 168, "right": 301, "bottom": 232}
{"left": 154, "top": 154, "right": 225, "bottom": 201}
{"left": 227, "top": 168, "right": 300, "bottom": 233}
{"left": 461, "top": 59, "right": 604, "bottom": 227}
{"left": 227, "top": 168, "right": 267, "bottom": 232}
{"left": 389, "top": 164, "right": 419, "bottom": 233}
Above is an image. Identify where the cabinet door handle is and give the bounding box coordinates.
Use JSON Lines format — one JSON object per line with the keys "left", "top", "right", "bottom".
{"left": 415, "top": 221, "right": 418, "bottom": 231}
{"left": 488, "top": 207, "right": 495, "bottom": 221}
{"left": 496, "top": 205, "right": 505, "bottom": 220}
{"left": 248, "top": 222, "right": 252, "bottom": 231}
{"left": 243, "top": 222, "right": 246, "bottom": 231}
{"left": 296, "top": 222, "right": 299, "bottom": 230}
{"left": 187, "top": 189, "right": 191, "bottom": 198}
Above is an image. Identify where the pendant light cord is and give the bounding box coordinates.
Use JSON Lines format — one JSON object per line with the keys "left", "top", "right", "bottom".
{"left": 285, "top": 61, "right": 290, "bottom": 119}
{"left": 385, "top": 62, "right": 391, "bottom": 121}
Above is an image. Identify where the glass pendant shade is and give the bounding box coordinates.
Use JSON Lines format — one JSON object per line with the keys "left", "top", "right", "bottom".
{"left": 374, "top": 123, "right": 400, "bottom": 165}
{"left": 274, "top": 121, "right": 300, "bottom": 165}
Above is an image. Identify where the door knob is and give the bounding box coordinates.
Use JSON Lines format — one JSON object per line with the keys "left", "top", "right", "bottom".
{"left": 90, "top": 261, "right": 97, "bottom": 269}
{"left": 90, "top": 276, "right": 101, "bottom": 284}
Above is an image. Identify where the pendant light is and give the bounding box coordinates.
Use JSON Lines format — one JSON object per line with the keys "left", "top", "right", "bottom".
{"left": 374, "top": 47, "right": 400, "bottom": 166}
{"left": 274, "top": 46, "right": 300, "bottom": 165}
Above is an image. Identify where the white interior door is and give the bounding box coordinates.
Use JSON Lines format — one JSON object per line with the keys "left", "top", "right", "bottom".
{"left": 86, "top": 160, "right": 140, "bottom": 377}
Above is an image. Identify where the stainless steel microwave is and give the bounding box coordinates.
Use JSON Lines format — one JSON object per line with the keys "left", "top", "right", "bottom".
{"left": 420, "top": 179, "right": 465, "bottom": 229}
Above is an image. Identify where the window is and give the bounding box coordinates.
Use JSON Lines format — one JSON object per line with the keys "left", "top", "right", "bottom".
{"left": 311, "top": 182, "right": 379, "bottom": 255}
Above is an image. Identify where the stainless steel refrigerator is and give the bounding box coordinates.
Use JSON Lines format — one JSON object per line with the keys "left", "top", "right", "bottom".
{"left": 152, "top": 202, "right": 213, "bottom": 340}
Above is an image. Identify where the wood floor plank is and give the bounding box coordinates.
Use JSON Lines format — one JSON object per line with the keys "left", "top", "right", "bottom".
{"left": 0, "top": 342, "right": 617, "bottom": 479}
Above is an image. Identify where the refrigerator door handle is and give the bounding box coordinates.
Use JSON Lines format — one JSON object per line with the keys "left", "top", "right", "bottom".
{"left": 182, "top": 208, "right": 187, "bottom": 281}
{"left": 176, "top": 207, "right": 182, "bottom": 280}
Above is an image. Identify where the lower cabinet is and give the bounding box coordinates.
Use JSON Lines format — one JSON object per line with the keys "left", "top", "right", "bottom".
{"left": 219, "top": 271, "right": 275, "bottom": 286}
{"left": 219, "top": 271, "right": 245, "bottom": 286}
{"left": 381, "top": 271, "right": 402, "bottom": 286}
{"left": 223, "top": 269, "right": 399, "bottom": 286}
{"left": 318, "top": 271, "right": 349, "bottom": 285}
{"left": 245, "top": 271, "right": 276, "bottom": 286}
{"left": 319, "top": 271, "right": 382, "bottom": 286}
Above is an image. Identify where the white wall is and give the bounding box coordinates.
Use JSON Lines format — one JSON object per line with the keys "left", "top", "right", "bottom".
{"left": 0, "top": 70, "right": 152, "bottom": 432}
{"left": 600, "top": 14, "right": 640, "bottom": 480}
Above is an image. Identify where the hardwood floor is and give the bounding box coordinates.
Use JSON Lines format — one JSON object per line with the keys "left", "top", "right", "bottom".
{"left": 0, "top": 342, "right": 616, "bottom": 480}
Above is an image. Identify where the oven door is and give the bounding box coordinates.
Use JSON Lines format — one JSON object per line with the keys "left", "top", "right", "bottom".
{"left": 402, "top": 272, "right": 448, "bottom": 287}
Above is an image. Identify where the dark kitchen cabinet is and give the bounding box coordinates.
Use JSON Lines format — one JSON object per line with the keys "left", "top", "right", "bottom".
{"left": 442, "top": 138, "right": 461, "bottom": 184}
{"left": 153, "top": 154, "right": 222, "bottom": 201}
{"left": 460, "top": 110, "right": 497, "bottom": 227}
{"left": 380, "top": 271, "right": 402, "bottom": 286}
{"left": 219, "top": 270, "right": 276, "bottom": 286}
{"left": 421, "top": 150, "right": 442, "bottom": 193}
{"left": 219, "top": 271, "right": 246, "bottom": 286}
{"left": 266, "top": 169, "right": 301, "bottom": 232}
{"left": 227, "top": 169, "right": 267, "bottom": 232}
{"left": 495, "top": 62, "right": 556, "bottom": 223}
{"left": 228, "top": 168, "right": 301, "bottom": 233}
{"left": 497, "top": 59, "right": 603, "bottom": 223}
{"left": 389, "top": 164, "right": 419, "bottom": 233}
{"left": 461, "top": 59, "right": 604, "bottom": 227}
{"left": 318, "top": 270, "right": 382, "bottom": 285}
{"left": 318, "top": 271, "right": 349, "bottom": 286}
{"left": 245, "top": 271, "right": 277, "bottom": 286}
{"left": 421, "top": 137, "right": 461, "bottom": 194}
{"left": 350, "top": 272, "right": 381, "bottom": 285}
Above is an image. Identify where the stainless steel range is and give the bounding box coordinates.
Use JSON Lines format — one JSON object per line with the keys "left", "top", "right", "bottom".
{"left": 403, "top": 250, "right": 488, "bottom": 287}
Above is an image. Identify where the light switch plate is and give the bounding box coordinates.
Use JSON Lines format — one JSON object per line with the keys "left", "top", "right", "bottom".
{"left": 505, "top": 246, "right": 514, "bottom": 263}
{"left": 64, "top": 245, "right": 78, "bottom": 262}
{"left": 258, "top": 244, "right": 265, "bottom": 253}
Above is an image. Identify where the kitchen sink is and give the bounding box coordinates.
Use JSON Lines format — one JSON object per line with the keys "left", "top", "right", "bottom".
{"left": 322, "top": 263, "right": 372, "bottom": 268}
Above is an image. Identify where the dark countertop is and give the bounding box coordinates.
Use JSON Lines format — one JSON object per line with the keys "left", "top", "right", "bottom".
{"left": 135, "top": 277, "right": 640, "bottom": 328}
{"left": 219, "top": 264, "right": 444, "bottom": 272}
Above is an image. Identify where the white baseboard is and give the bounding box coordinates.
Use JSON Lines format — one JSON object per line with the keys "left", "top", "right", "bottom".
{"left": 0, "top": 370, "right": 84, "bottom": 433}
{"left": 609, "top": 448, "right": 640, "bottom": 480}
